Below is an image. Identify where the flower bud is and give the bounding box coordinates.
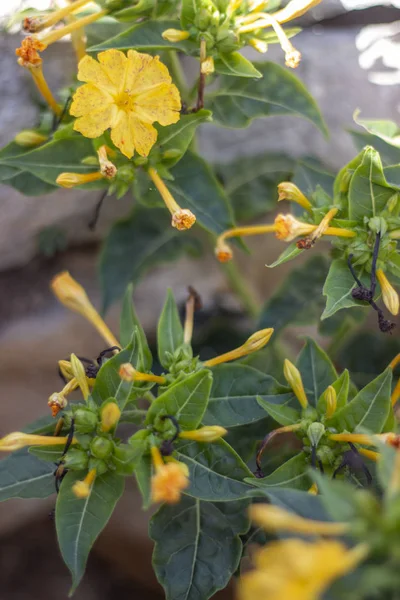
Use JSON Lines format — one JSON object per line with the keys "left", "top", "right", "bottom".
{"left": 0, "top": 432, "right": 73, "bottom": 452}
{"left": 179, "top": 426, "right": 227, "bottom": 442}
{"left": 162, "top": 29, "right": 190, "bottom": 42}
{"left": 283, "top": 359, "right": 308, "bottom": 409}
{"left": 377, "top": 269, "right": 399, "bottom": 316}
{"left": 204, "top": 328, "right": 273, "bottom": 367}
{"left": 90, "top": 437, "right": 113, "bottom": 459}
{"left": 307, "top": 423, "right": 325, "bottom": 448}
{"left": 72, "top": 468, "right": 97, "bottom": 499}
{"left": 100, "top": 402, "right": 121, "bottom": 432}
{"left": 63, "top": 448, "right": 89, "bottom": 470}
{"left": 74, "top": 407, "right": 98, "bottom": 434}
{"left": 70, "top": 353, "right": 90, "bottom": 400}
{"left": 277, "top": 182, "right": 312, "bottom": 212}
{"left": 56, "top": 171, "right": 104, "bottom": 188}
{"left": 14, "top": 130, "right": 48, "bottom": 147}
{"left": 324, "top": 386, "right": 337, "bottom": 418}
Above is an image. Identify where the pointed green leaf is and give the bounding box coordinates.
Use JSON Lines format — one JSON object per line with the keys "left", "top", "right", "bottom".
{"left": 56, "top": 470, "right": 124, "bottom": 593}
{"left": 260, "top": 256, "right": 328, "bottom": 333}
{"left": 5, "top": 171, "right": 58, "bottom": 195}
{"left": 151, "top": 496, "right": 250, "bottom": 600}
{"left": 353, "top": 115, "right": 400, "bottom": 150}
{"left": 348, "top": 147, "right": 396, "bottom": 222}
{"left": 29, "top": 446, "right": 64, "bottom": 462}
{"left": 312, "top": 472, "right": 358, "bottom": 522}
{"left": 326, "top": 368, "right": 392, "bottom": 433}
{"left": 156, "top": 110, "right": 212, "bottom": 168}
{"left": 214, "top": 52, "right": 262, "bottom": 78}
{"left": 296, "top": 338, "right": 337, "bottom": 406}
{"left": 250, "top": 487, "right": 331, "bottom": 522}
{"left": 147, "top": 370, "right": 213, "bottom": 429}
{"left": 257, "top": 395, "right": 300, "bottom": 426}
{"left": 207, "top": 62, "right": 327, "bottom": 134}
{"left": 322, "top": 258, "right": 369, "bottom": 319}
{"left": 157, "top": 288, "right": 184, "bottom": 368}
{"left": 292, "top": 158, "right": 334, "bottom": 197}
{"left": 135, "top": 452, "right": 152, "bottom": 509}
{"left": 266, "top": 243, "right": 304, "bottom": 268}
{"left": 181, "top": 0, "right": 199, "bottom": 28}
{"left": 203, "top": 364, "right": 292, "bottom": 427}
{"left": 176, "top": 439, "right": 253, "bottom": 500}
{"left": 88, "top": 19, "right": 196, "bottom": 53}
{"left": 120, "top": 284, "right": 152, "bottom": 370}
{"left": 0, "top": 449, "right": 55, "bottom": 501}
{"left": 246, "top": 453, "right": 310, "bottom": 490}
{"left": 349, "top": 129, "right": 400, "bottom": 167}
{"left": 100, "top": 206, "right": 201, "bottom": 311}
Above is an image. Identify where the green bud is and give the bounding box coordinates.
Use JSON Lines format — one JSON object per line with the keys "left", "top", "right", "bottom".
{"left": 307, "top": 423, "right": 325, "bottom": 448}
{"left": 74, "top": 408, "right": 98, "bottom": 434}
{"left": 368, "top": 216, "right": 388, "bottom": 236}
{"left": 81, "top": 156, "right": 98, "bottom": 166}
{"left": 117, "top": 165, "right": 135, "bottom": 183}
{"left": 387, "top": 193, "right": 399, "bottom": 213}
{"left": 216, "top": 30, "right": 239, "bottom": 53}
{"left": 162, "top": 149, "right": 182, "bottom": 160}
{"left": 63, "top": 448, "right": 89, "bottom": 470}
{"left": 318, "top": 446, "right": 336, "bottom": 466}
{"left": 88, "top": 457, "right": 108, "bottom": 475}
{"left": 196, "top": 8, "right": 211, "bottom": 29}
{"left": 90, "top": 436, "right": 114, "bottom": 459}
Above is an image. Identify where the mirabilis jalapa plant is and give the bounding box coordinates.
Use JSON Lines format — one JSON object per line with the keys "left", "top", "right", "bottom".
{"left": 0, "top": 0, "right": 400, "bottom": 598}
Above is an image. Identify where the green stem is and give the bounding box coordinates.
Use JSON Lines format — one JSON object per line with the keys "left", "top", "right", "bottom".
{"left": 167, "top": 51, "right": 189, "bottom": 103}
{"left": 221, "top": 260, "right": 260, "bottom": 320}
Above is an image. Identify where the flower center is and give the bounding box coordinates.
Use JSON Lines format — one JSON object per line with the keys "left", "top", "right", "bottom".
{"left": 114, "top": 91, "right": 131, "bottom": 111}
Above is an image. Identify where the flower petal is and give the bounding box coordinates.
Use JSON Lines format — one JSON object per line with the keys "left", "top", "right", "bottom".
{"left": 73, "top": 104, "right": 117, "bottom": 139}
{"left": 134, "top": 82, "right": 181, "bottom": 126}
{"left": 70, "top": 83, "right": 113, "bottom": 117}
{"left": 110, "top": 111, "right": 134, "bottom": 158}
{"left": 110, "top": 112, "right": 157, "bottom": 158}
{"left": 97, "top": 49, "right": 128, "bottom": 93}
{"left": 126, "top": 51, "right": 172, "bottom": 95}
{"left": 131, "top": 117, "right": 158, "bottom": 157}
{"left": 76, "top": 55, "right": 117, "bottom": 95}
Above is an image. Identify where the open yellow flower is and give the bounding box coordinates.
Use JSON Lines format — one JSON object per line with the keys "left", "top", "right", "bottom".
{"left": 238, "top": 538, "right": 368, "bottom": 600}
{"left": 70, "top": 49, "right": 181, "bottom": 159}
{"left": 151, "top": 446, "right": 189, "bottom": 504}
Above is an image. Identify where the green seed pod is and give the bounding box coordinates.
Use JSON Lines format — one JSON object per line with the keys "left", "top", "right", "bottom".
{"left": 90, "top": 436, "right": 114, "bottom": 460}
{"left": 63, "top": 448, "right": 89, "bottom": 470}
{"left": 307, "top": 423, "right": 325, "bottom": 448}
{"left": 74, "top": 408, "right": 98, "bottom": 434}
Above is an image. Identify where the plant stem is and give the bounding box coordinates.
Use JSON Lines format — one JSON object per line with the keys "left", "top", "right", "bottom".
{"left": 221, "top": 260, "right": 260, "bottom": 320}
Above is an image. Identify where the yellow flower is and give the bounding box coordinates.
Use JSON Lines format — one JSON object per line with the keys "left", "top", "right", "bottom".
{"left": 162, "top": 29, "right": 190, "bottom": 42}
{"left": 250, "top": 504, "right": 349, "bottom": 536}
{"left": 204, "top": 328, "right": 274, "bottom": 367}
{"left": 0, "top": 432, "right": 76, "bottom": 452}
{"left": 238, "top": 538, "right": 368, "bottom": 600}
{"left": 179, "top": 426, "right": 227, "bottom": 442}
{"left": 275, "top": 214, "right": 316, "bottom": 241}
{"left": 277, "top": 182, "right": 312, "bottom": 212}
{"left": 283, "top": 359, "right": 308, "bottom": 409}
{"left": 100, "top": 402, "right": 121, "bottom": 433}
{"left": 72, "top": 468, "right": 97, "bottom": 499}
{"left": 376, "top": 269, "right": 399, "bottom": 316}
{"left": 151, "top": 446, "right": 189, "bottom": 504}
{"left": 118, "top": 363, "right": 167, "bottom": 384}
{"left": 70, "top": 49, "right": 181, "bottom": 159}
{"left": 14, "top": 130, "right": 48, "bottom": 147}
{"left": 324, "top": 385, "right": 337, "bottom": 418}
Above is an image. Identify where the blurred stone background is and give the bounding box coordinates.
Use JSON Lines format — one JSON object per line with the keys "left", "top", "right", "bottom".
{"left": 0, "top": 1, "right": 399, "bottom": 598}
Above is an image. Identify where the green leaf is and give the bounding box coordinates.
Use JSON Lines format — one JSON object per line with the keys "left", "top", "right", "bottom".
{"left": 181, "top": 0, "right": 199, "bottom": 28}
{"left": 176, "top": 439, "right": 253, "bottom": 500}
{"left": 135, "top": 452, "right": 152, "bottom": 509}
{"left": 326, "top": 368, "right": 392, "bottom": 433}
{"left": 266, "top": 242, "right": 304, "bottom": 268}
{"left": 312, "top": 472, "right": 358, "bottom": 521}
{"left": 214, "top": 52, "right": 262, "bottom": 78}
{"left": 6, "top": 171, "right": 58, "bottom": 195}
{"left": 88, "top": 19, "right": 196, "bottom": 53}
{"left": 251, "top": 487, "right": 331, "bottom": 522}
{"left": 137, "top": 151, "right": 236, "bottom": 236}
{"left": 100, "top": 206, "right": 201, "bottom": 311}
{"left": 296, "top": 338, "right": 337, "bottom": 406}
{"left": 217, "top": 153, "right": 294, "bottom": 222}
{"left": 203, "top": 364, "right": 292, "bottom": 427}
{"left": 0, "top": 449, "right": 55, "bottom": 501}
{"left": 353, "top": 115, "right": 400, "bottom": 150}
{"left": 292, "top": 158, "right": 335, "bottom": 197}
{"left": 151, "top": 496, "right": 250, "bottom": 600}
{"left": 156, "top": 110, "right": 212, "bottom": 169}
{"left": 317, "top": 369, "right": 350, "bottom": 415}
{"left": 322, "top": 258, "right": 369, "bottom": 320}
{"left": 246, "top": 453, "right": 310, "bottom": 490}
{"left": 348, "top": 146, "right": 396, "bottom": 222}
{"left": 29, "top": 445, "right": 64, "bottom": 462}
{"left": 91, "top": 338, "right": 152, "bottom": 408}
{"left": 56, "top": 470, "right": 124, "bottom": 594}
{"left": 259, "top": 256, "right": 329, "bottom": 334}
{"left": 257, "top": 395, "right": 300, "bottom": 426}
{"left": 147, "top": 370, "right": 213, "bottom": 429}
{"left": 207, "top": 62, "right": 327, "bottom": 134}
{"left": 157, "top": 288, "right": 184, "bottom": 368}
{"left": 349, "top": 129, "right": 400, "bottom": 167}
{"left": 0, "top": 137, "right": 100, "bottom": 186}
{"left": 120, "top": 284, "right": 152, "bottom": 370}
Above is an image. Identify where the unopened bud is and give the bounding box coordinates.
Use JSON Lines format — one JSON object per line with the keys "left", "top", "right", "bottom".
{"left": 377, "top": 270, "right": 399, "bottom": 316}
{"left": 100, "top": 402, "right": 121, "bottom": 432}
{"left": 56, "top": 171, "right": 104, "bottom": 188}
{"left": 72, "top": 468, "right": 97, "bottom": 499}
{"left": 14, "top": 129, "right": 48, "bottom": 147}
{"left": 307, "top": 423, "right": 325, "bottom": 448}
{"left": 162, "top": 28, "right": 190, "bottom": 42}
{"left": 283, "top": 359, "right": 308, "bottom": 409}
{"left": 324, "top": 386, "right": 337, "bottom": 418}
{"left": 179, "top": 426, "right": 227, "bottom": 442}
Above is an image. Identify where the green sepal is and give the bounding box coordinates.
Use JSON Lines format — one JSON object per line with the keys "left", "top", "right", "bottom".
{"left": 245, "top": 452, "right": 311, "bottom": 491}
{"left": 157, "top": 288, "right": 184, "bottom": 369}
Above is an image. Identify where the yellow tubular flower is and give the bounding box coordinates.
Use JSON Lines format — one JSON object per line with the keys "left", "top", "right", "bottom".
{"left": 162, "top": 29, "right": 190, "bottom": 42}
{"left": 118, "top": 363, "right": 167, "bottom": 384}
{"left": 358, "top": 448, "right": 379, "bottom": 462}
{"left": 100, "top": 402, "right": 121, "bottom": 432}
{"left": 23, "top": 0, "right": 91, "bottom": 32}
{"left": 70, "top": 354, "right": 90, "bottom": 400}
{"left": 308, "top": 483, "right": 318, "bottom": 495}
{"left": 70, "top": 49, "right": 181, "bottom": 159}
{"left": 283, "top": 359, "right": 308, "bottom": 409}
{"left": 0, "top": 432, "right": 76, "bottom": 452}
{"left": 147, "top": 167, "right": 196, "bottom": 231}
{"left": 56, "top": 171, "right": 105, "bottom": 188}
{"left": 376, "top": 269, "right": 399, "bottom": 316}
{"left": 38, "top": 9, "right": 107, "bottom": 48}
{"left": 238, "top": 538, "right": 368, "bottom": 600}
{"left": 151, "top": 446, "right": 189, "bottom": 504}
{"left": 277, "top": 182, "right": 313, "bottom": 212}
{"left": 51, "top": 271, "right": 120, "bottom": 349}
{"left": 204, "top": 328, "right": 273, "bottom": 367}
{"left": 324, "top": 385, "right": 337, "bottom": 418}
{"left": 214, "top": 224, "right": 276, "bottom": 262}
{"left": 48, "top": 377, "right": 79, "bottom": 417}
{"left": 274, "top": 213, "right": 355, "bottom": 242}
{"left": 179, "top": 426, "right": 227, "bottom": 442}
{"left": 249, "top": 504, "right": 350, "bottom": 536}
{"left": 97, "top": 145, "right": 117, "bottom": 179}
{"left": 14, "top": 130, "right": 48, "bottom": 147}
{"left": 72, "top": 468, "right": 97, "bottom": 499}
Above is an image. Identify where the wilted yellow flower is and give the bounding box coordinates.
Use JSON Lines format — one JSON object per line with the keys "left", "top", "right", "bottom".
{"left": 376, "top": 269, "right": 399, "bottom": 316}
{"left": 70, "top": 49, "right": 181, "bottom": 159}
{"left": 238, "top": 538, "right": 367, "bottom": 600}
{"left": 56, "top": 171, "right": 105, "bottom": 188}
{"left": 147, "top": 167, "right": 196, "bottom": 231}
{"left": 274, "top": 214, "right": 316, "bottom": 241}
{"left": 0, "top": 432, "right": 75, "bottom": 452}
{"left": 151, "top": 446, "right": 189, "bottom": 504}
{"left": 118, "top": 363, "right": 167, "bottom": 384}
{"left": 72, "top": 468, "right": 97, "bottom": 498}
{"left": 179, "top": 426, "right": 227, "bottom": 442}
{"left": 48, "top": 377, "right": 79, "bottom": 417}
{"left": 277, "top": 182, "right": 312, "bottom": 211}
